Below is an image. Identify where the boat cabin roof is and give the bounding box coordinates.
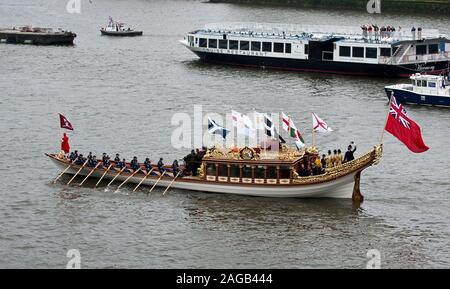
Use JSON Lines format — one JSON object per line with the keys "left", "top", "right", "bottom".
{"left": 201, "top": 146, "right": 314, "bottom": 166}
{"left": 410, "top": 73, "right": 446, "bottom": 82}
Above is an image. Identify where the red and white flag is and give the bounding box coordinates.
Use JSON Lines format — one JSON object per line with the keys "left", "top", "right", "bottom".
{"left": 312, "top": 112, "right": 333, "bottom": 133}
{"left": 59, "top": 113, "right": 74, "bottom": 131}
{"left": 385, "top": 97, "right": 429, "bottom": 153}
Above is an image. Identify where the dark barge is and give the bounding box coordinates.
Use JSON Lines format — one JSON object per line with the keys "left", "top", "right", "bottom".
{"left": 0, "top": 27, "right": 76, "bottom": 45}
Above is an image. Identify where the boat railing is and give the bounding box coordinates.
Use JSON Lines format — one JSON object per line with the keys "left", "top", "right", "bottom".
{"left": 201, "top": 22, "right": 440, "bottom": 42}
{"left": 380, "top": 52, "right": 450, "bottom": 64}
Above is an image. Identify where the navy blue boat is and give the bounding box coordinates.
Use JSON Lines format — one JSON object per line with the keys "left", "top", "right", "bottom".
{"left": 385, "top": 73, "right": 450, "bottom": 106}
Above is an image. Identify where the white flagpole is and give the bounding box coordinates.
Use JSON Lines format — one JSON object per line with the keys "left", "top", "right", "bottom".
{"left": 379, "top": 92, "right": 394, "bottom": 144}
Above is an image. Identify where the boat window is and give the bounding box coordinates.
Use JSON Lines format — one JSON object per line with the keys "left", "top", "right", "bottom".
{"left": 411, "top": 79, "right": 416, "bottom": 86}
{"left": 206, "top": 163, "right": 216, "bottom": 176}
{"left": 279, "top": 166, "right": 291, "bottom": 179}
{"left": 255, "top": 166, "right": 265, "bottom": 178}
{"left": 230, "top": 164, "right": 240, "bottom": 178}
{"left": 422, "top": 80, "right": 427, "bottom": 87}
{"left": 428, "top": 82, "right": 436, "bottom": 88}
{"left": 274, "top": 43, "right": 284, "bottom": 53}
{"left": 240, "top": 40, "right": 249, "bottom": 51}
{"left": 229, "top": 40, "right": 238, "bottom": 50}
{"left": 304, "top": 44, "right": 309, "bottom": 55}
{"left": 267, "top": 166, "right": 277, "bottom": 179}
{"left": 219, "top": 39, "right": 228, "bottom": 49}
{"left": 242, "top": 165, "right": 252, "bottom": 178}
{"left": 208, "top": 39, "right": 217, "bottom": 49}
{"left": 429, "top": 44, "right": 439, "bottom": 54}
{"left": 218, "top": 164, "right": 228, "bottom": 177}
{"left": 199, "top": 38, "right": 207, "bottom": 48}
{"left": 251, "top": 41, "right": 261, "bottom": 51}
{"left": 416, "top": 80, "right": 421, "bottom": 87}
{"left": 380, "top": 48, "right": 391, "bottom": 57}
{"left": 285, "top": 43, "right": 291, "bottom": 53}
{"left": 416, "top": 45, "right": 427, "bottom": 55}
{"left": 366, "top": 47, "right": 377, "bottom": 59}
{"left": 339, "top": 46, "right": 351, "bottom": 57}
{"left": 262, "top": 42, "right": 272, "bottom": 52}
{"left": 352, "top": 47, "right": 364, "bottom": 58}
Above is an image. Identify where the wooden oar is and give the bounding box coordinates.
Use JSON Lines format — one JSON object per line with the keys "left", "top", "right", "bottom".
{"left": 148, "top": 171, "right": 166, "bottom": 194}
{"left": 162, "top": 171, "right": 182, "bottom": 196}
{"left": 106, "top": 166, "right": 127, "bottom": 187}
{"left": 67, "top": 160, "right": 89, "bottom": 185}
{"left": 95, "top": 164, "right": 112, "bottom": 188}
{"left": 52, "top": 159, "right": 76, "bottom": 183}
{"left": 116, "top": 168, "right": 141, "bottom": 190}
{"left": 133, "top": 168, "right": 153, "bottom": 192}
{"left": 78, "top": 162, "right": 101, "bottom": 186}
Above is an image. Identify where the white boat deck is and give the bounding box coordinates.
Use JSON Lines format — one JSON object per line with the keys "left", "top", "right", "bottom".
{"left": 197, "top": 22, "right": 443, "bottom": 44}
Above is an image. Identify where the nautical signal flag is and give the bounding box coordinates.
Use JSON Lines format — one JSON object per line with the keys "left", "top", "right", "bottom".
{"left": 59, "top": 114, "right": 73, "bottom": 131}
{"left": 208, "top": 117, "right": 229, "bottom": 139}
{"left": 231, "top": 110, "right": 255, "bottom": 136}
{"left": 385, "top": 96, "right": 429, "bottom": 153}
{"left": 312, "top": 112, "right": 333, "bottom": 133}
{"left": 263, "top": 113, "right": 286, "bottom": 143}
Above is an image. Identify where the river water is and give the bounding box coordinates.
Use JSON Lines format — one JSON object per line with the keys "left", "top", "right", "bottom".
{"left": 0, "top": 0, "right": 449, "bottom": 268}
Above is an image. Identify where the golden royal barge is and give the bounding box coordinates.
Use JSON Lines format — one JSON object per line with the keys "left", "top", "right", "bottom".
{"left": 47, "top": 144, "right": 382, "bottom": 201}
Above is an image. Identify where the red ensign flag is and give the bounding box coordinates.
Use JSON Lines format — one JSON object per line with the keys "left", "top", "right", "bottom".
{"left": 59, "top": 114, "right": 74, "bottom": 131}
{"left": 385, "top": 97, "right": 429, "bottom": 153}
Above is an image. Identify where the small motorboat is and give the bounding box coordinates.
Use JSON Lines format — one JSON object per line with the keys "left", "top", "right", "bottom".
{"left": 385, "top": 73, "right": 450, "bottom": 107}
{"left": 100, "top": 17, "right": 142, "bottom": 36}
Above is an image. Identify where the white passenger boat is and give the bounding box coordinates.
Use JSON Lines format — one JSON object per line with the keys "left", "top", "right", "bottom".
{"left": 181, "top": 22, "right": 450, "bottom": 77}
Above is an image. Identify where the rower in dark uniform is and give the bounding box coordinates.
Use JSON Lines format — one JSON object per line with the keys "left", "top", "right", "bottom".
{"left": 130, "top": 156, "right": 140, "bottom": 172}
{"left": 76, "top": 154, "right": 86, "bottom": 165}
{"left": 103, "top": 154, "right": 111, "bottom": 168}
{"left": 87, "top": 152, "right": 93, "bottom": 161}
{"left": 172, "top": 160, "right": 180, "bottom": 177}
{"left": 114, "top": 153, "right": 120, "bottom": 163}
{"left": 157, "top": 158, "right": 166, "bottom": 175}
{"left": 88, "top": 155, "right": 98, "bottom": 167}
{"left": 117, "top": 158, "right": 129, "bottom": 172}
{"left": 69, "top": 150, "right": 78, "bottom": 162}
{"left": 144, "top": 158, "right": 153, "bottom": 173}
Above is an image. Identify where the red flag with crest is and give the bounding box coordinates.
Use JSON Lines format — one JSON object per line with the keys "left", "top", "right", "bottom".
{"left": 59, "top": 114, "right": 74, "bottom": 131}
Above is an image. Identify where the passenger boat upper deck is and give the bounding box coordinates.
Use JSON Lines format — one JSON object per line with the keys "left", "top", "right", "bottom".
{"left": 181, "top": 22, "right": 450, "bottom": 77}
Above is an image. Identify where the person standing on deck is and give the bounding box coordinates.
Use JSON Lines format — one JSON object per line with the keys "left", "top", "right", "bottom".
{"left": 61, "top": 133, "right": 70, "bottom": 155}
{"left": 336, "top": 149, "right": 343, "bottom": 166}
{"left": 411, "top": 27, "right": 416, "bottom": 40}
{"left": 326, "top": 150, "right": 333, "bottom": 169}
{"left": 344, "top": 142, "right": 357, "bottom": 163}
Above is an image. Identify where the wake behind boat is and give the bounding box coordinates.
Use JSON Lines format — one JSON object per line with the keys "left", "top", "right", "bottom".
{"left": 47, "top": 144, "right": 383, "bottom": 201}
{"left": 100, "top": 17, "right": 142, "bottom": 36}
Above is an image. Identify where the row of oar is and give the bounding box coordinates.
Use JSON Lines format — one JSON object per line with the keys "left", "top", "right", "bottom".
{"left": 52, "top": 159, "right": 182, "bottom": 195}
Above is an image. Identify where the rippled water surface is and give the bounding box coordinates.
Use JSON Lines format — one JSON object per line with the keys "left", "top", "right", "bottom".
{"left": 0, "top": 0, "right": 449, "bottom": 268}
